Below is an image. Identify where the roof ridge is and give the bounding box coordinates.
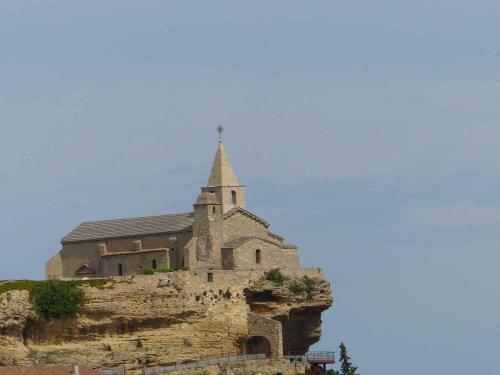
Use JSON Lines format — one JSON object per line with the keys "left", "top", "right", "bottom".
{"left": 224, "top": 235, "right": 281, "bottom": 248}
{"left": 80, "top": 212, "right": 194, "bottom": 225}
{"left": 222, "top": 207, "right": 269, "bottom": 228}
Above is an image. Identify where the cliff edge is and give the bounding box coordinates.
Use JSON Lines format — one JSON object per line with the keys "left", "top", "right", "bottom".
{"left": 0, "top": 269, "right": 332, "bottom": 368}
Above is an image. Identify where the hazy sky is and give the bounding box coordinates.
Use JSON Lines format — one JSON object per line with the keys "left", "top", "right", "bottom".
{"left": 1, "top": 1, "right": 499, "bottom": 374}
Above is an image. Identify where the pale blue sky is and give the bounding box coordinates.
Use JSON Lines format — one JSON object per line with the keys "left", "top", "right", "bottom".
{"left": 1, "top": 1, "right": 500, "bottom": 374}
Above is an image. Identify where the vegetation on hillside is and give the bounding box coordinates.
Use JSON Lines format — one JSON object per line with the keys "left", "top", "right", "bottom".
{"left": 0, "top": 278, "right": 107, "bottom": 321}
{"left": 0, "top": 278, "right": 106, "bottom": 295}
{"left": 265, "top": 268, "right": 285, "bottom": 285}
{"left": 31, "top": 279, "right": 86, "bottom": 320}
{"left": 289, "top": 279, "right": 305, "bottom": 294}
{"left": 288, "top": 275, "right": 317, "bottom": 300}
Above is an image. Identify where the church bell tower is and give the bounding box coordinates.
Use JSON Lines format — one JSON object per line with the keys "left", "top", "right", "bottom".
{"left": 185, "top": 129, "right": 246, "bottom": 270}
{"left": 206, "top": 138, "right": 246, "bottom": 214}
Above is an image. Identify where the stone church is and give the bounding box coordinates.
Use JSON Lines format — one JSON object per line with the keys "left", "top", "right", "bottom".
{"left": 45, "top": 140, "right": 300, "bottom": 279}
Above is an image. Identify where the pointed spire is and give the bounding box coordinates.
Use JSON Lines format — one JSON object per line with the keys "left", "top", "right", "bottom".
{"left": 207, "top": 140, "right": 240, "bottom": 187}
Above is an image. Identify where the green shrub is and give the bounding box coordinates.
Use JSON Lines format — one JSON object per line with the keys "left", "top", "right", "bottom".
{"left": 289, "top": 280, "right": 305, "bottom": 294}
{"left": 0, "top": 280, "right": 40, "bottom": 295}
{"left": 141, "top": 267, "right": 174, "bottom": 274}
{"left": 156, "top": 267, "right": 174, "bottom": 273}
{"left": 31, "top": 279, "right": 86, "bottom": 320}
{"left": 302, "top": 276, "right": 316, "bottom": 300}
{"left": 265, "top": 268, "right": 285, "bottom": 285}
{"left": 0, "top": 279, "right": 106, "bottom": 296}
{"left": 75, "top": 279, "right": 107, "bottom": 289}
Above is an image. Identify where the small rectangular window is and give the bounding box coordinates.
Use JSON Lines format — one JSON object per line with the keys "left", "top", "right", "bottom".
{"left": 207, "top": 272, "right": 213, "bottom": 282}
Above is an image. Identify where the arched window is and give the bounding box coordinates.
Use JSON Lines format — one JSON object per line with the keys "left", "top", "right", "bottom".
{"left": 231, "top": 190, "right": 237, "bottom": 205}
{"left": 255, "top": 249, "right": 261, "bottom": 264}
{"left": 118, "top": 263, "right": 123, "bottom": 276}
{"left": 152, "top": 259, "right": 157, "bottom": 269}
{"left": 213, "top": 206, "right": 216, "bottom": 214}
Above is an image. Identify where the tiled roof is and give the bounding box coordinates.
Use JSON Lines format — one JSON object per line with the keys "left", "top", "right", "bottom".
{"left": 62, "top": 212, "right": 194, "bottom": 244}
{"left": 268, "top": 232, "right": 284, "bottom": 242}
{"left": 223, "top": 236, "right": 256, "bottom": 248}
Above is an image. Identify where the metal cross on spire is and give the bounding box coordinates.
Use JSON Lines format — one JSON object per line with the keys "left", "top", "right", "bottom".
{"left": 217, "top": 124, "right": 224, "bottom": 141}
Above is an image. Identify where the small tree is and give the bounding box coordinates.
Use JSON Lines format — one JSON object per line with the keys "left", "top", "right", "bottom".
{"left": 338, "top": 342, "right": 358, "bottom": 375}
{"left": 32, "top": 279, "right": 86, "bottom": 320}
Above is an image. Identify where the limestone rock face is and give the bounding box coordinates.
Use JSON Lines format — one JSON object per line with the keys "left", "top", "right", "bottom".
{"left": 0, "top": 290, "right": 36, "bottom": 366}
{"left": 244, "top": 276, "right": 333, "bottom": 354}
{"left": 0, "top": 270, "right": 332, "bottom": 368}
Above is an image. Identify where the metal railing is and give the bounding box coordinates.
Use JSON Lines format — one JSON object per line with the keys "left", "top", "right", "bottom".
{"left": 285, "top": 351, "right": 335, "bottom": 364}
{"left": 101, "top": 367, "right": 125, "bottom": 375}
{"left": 142, "top": 353, "right": 267, "bottom": 375}
{"left": 100, "top": 351, "right": 335, "bottom": 374}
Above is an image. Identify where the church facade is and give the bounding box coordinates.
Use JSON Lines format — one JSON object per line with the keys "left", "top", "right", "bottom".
{"left": 45, "top": 141, "right": 300, "bottom": 279}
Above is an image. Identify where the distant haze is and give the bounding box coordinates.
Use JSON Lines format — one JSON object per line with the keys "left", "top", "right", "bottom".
{"left": 1, "top": 1, "right": 499, "bottom": 374}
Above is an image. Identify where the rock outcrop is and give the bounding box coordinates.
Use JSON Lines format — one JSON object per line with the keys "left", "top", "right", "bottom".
{"left": 0, "top": 269, "right": 332, "bottom": 369}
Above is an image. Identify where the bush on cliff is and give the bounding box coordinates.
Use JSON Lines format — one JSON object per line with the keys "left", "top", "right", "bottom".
{"left": 302, "top": 276, "right": 316, "bottom": 300}
{"left": 289, "top": 280, "right": 305, "bottom": 294}
{"left": 0, "top": 280, "right": 40, "bottom": 295}
{"left": 31, "top": 279, "right": 86, "bottom": 320}
{"left": 0, "top": 279, "right": 106, "bottom": 295}
{"left": 157, "top": 267, "right": 174, "bottom": 273}
{"left": 265, "top": 268, "right": 285, "bottom": 285}
{"left": 142, "top": 267, "right": 174, "bottom": 275}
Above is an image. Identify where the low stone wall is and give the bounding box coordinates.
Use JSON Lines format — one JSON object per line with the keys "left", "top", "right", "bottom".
{"left": 283, "top": 267, "right": 324, "bottom": 279}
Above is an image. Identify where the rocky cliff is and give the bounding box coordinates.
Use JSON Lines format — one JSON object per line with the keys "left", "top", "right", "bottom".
{"left": 0, "top": 270, "right": 332, "bottom": 369}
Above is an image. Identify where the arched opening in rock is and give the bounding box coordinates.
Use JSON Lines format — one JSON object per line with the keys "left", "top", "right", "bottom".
{"left": 275, "top": 307, "right": 324, "bottom": 354}
{"left": 245, "top": 289, "right": 277, "bottom": 303}
{"left": 244, "top": 335, "right": 271, "bottom": 357}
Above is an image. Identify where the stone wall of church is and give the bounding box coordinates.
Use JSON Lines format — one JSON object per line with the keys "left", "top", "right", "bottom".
{"left": 45, "top": 252, "right": 63, "bottom": 278}
{"left": 217, "top": 186, "right": 247, "bottom": 213}
{"left": 102, "top": 231, "right": 192, "bottom": 269}
{"left": 54, "top": 231, "right": 192, "bottom": 279}
{"left": 280, "top": 248, "right": 300, "bottom": 272}
{"left": 223, "top": 212, "right": 268, "bottom": 243}
{"left": 59, "top": 242, "right": 102, "bottom": 278}
{"left": 231, "top": 239, "right": 299, "bottom": 272}
{"left": 101, "top": 250, "right": 169, "bottom": 276}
